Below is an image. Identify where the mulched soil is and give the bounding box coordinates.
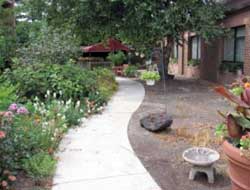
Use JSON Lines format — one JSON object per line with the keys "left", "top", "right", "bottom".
{"left": 11, "top": 172, "right": 52, "bottom": 190}
{"left": 128, "top": 77, "right": 232, "bottom": 190}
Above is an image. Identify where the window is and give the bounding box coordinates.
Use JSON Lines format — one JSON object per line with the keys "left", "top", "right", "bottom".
{"left": 223, "top": 26, "right": 245, "bottom": 63}
{"left": 173, "top": 42, "right": 178, "bottom": 59}
{"left": 191, "top": 36, "right": 201, "bottom": 60}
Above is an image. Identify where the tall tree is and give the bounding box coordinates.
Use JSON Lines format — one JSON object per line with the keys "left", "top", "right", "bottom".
{"left": 18, "top": 0, "right": 226, "bottom": 73}
{"left": 0, "top": 0, "right": 16, "bottom": 69}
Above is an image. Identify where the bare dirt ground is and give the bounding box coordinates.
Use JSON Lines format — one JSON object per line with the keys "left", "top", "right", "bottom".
{"left": 128, "top": 77, "right": 232, "bottom": 190}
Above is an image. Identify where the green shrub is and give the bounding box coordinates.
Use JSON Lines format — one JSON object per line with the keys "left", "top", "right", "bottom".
{"left": 187, "top": 59, "right": 200, "bottom": 67}
{"left": 3, "top": 64, "right": 117, "bottom": 104}
{"left": 0, "top": 84, "right": 17, "bottom": 111}
{"left": 17, "top": 26, "right": 80, "bottom": 65}
{"left": 170, "top": 58, "right": 178, "bottom": 64}
{"left": 22, "top": 152, "right": 56, "bottom": 178}
{"left": 107, "top": 51, "right": 127, "bottom": 66}
{"left": 140, "top": 71, "right": 160, "bottom": 81}
{"left": 124, "top": 65, "right": 138, "bottom": 77}
{"left": 95, "top": 68, "right": 118, "bottom": 101}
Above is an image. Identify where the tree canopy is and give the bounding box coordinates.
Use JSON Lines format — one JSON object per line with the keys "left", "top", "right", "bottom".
{"left": 17, "top": 0, "right": 225, "bottom": 50}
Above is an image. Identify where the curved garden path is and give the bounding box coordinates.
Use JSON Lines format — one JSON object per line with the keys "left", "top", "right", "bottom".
{"left": 52, "top": 78, "right": 161, "bottom": 190}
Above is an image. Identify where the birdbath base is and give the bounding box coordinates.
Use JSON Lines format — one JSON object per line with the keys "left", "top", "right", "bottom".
{"left": 189, "top": 165, "right": 215, "bottom": 184}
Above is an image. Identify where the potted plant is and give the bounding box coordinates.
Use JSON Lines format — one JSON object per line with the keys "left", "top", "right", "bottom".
{"left": 107, "top": 51, "right": 127, "bottom": 76}
{"left": 187, "top": 59, "right": 200, "bottom": 78}
{"left": 215, "top": 79, "right": 250, "bottom": 190}
{"left": 124, "top": 65, "right": 138, "bottom": 78}
{"left": 140, "top": 71, "right": 160, "bottom": 86}
{"left": 169, "top": 58, "right": 178, "bottom": 74}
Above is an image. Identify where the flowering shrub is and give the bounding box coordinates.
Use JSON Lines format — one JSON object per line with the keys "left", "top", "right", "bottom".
{"left": 0, "top": 83, "right": 112, "bottom": 188}
{"left": 2, "top": 64, "right": 117, "bottom": 105}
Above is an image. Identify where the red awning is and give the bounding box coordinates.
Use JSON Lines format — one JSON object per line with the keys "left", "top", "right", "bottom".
{"left": 81, "top": 38, "right": 130, "bottom": 53}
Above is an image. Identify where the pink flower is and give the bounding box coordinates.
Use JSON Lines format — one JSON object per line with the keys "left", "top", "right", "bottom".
{"left": 17, "top": 107, "right": 29, "bottom": 115}
{"left": 8, "top": 103, "right": 18, "bottom": 112}
{"left": 3, "top": 111, "right": 14, "bottom": 119}
{"left": 0, "top": 131, "right": 5, "bottom": 139}
{"left": 8, "top": 175, "right": 16, "bottom": 182}
{"left": 1, "top": 180, "right": 8, "bottom": 187}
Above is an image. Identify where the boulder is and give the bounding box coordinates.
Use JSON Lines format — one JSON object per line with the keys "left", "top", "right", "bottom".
{"left": 140, "top": 112, "right": 173, "bottom": 132}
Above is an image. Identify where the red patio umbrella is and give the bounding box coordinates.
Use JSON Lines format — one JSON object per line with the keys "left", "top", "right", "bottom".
{"left": 81, "top": 38, "right": 130, "bottom": 53}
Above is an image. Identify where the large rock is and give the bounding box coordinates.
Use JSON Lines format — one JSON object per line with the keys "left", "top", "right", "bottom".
{"left": 140, "top": 112, "right": 173, "bottom": 132}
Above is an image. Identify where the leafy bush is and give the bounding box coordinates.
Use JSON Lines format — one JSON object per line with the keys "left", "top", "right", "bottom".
{"left": 0, "top": 85, "right": 17, "bottom": 111}
{"left": 17, "top": 26, "right": 80, "bottom": 65}
{"left": 107, "top": 51, "right": 127, "bottom": 66}
{"left": 170, "top": 58, "right": 178, "bottom": 64}
{"left": 94, "top": 68, "right": 118, "bottom": 101}
{"left": 23, "top": 152, "right": 56, "bottom": 178}
{"left": 187, "top": 59, "right": 200, "bottom": 67}
{"left": 140, "top": 71, "right": 160, "bottom": 81}
{"left": 3, "top": 64, "right": 117, "bottom": 104}
{"left": 124, "top": 65, "right": 138, "bottom": 77}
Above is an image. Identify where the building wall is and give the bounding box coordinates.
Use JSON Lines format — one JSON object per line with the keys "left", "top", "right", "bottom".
{"left": 171, "top": 6, "right": 250, "bottom": 84}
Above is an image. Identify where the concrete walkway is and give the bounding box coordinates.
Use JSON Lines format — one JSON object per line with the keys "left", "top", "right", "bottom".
{"left": 53, "top": 78, "right": 161, "bottom": 190}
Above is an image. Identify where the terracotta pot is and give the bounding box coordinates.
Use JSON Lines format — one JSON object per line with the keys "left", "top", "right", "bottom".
{"left": 186, "top": 66, "right": 200, "bottom": 78}
{"left": 112, "top": 66, "right": 123, "bottom": 76}
{"left": 222, "top": 141, "right": 250, "bottom": 190}
{"left": 169, "top": 64, "right": 178, "bottom": 74}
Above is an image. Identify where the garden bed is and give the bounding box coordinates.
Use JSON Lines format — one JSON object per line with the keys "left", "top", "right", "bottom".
{"left": 128, "top": 77, "right": 232, "bottom": 190}
{"left": 0, "top": 64, "right": 117, "bottom": 190}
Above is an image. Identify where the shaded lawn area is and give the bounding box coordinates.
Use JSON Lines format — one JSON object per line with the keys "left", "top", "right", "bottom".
{"left": 128, "top": 77, "right": 232, "bottom": 190}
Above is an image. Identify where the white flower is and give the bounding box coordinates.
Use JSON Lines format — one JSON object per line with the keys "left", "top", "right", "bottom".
{"left": 53, "top": 92, "right": 57, "bottom": 98}
{"left": 47, "top": 90, "right": 50, "bottom": 96}
{"left": 76, "top": 100, "right": 81, "bottom": 108}
{"left": 59, "top": 90, "right": 63, "bottom": 96}
{"left": 66, "top": 99, "right": 72, "bottom": 105}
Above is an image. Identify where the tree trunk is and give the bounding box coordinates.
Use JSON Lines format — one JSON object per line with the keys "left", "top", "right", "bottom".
{"left": 162, "top": 36, "right": 174, "bottom": 78}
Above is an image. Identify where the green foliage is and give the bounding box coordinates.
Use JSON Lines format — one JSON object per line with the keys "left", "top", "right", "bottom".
{"left": 170, "top": 58, "right": 178, "bottom": 64}
{"left": 215, "top": 123, "right": 227, "bottom": 138}
{"left": 94, "top": 68, "right": 118, "bottom": 101}
{"left": 240, "top": 136, "right": 250, "bottom": 150}
{"left": 22, "top": 152, "right": 56, "bottom": 178}
{"left": 140, "top": 71, "right": 160, "bottom": 81}
{"left": 3, "top": 64, "right": 117, "bottom": 104}
{"left": 230, "top": 87, "right": 244, "bottom": 96}
{"left": 220, "top": 62, "right": 243, "bottom": 73}
{"left": 124, "top": 65, "right": 138, "bottom": 77}
{"left": 18, "top": 25, "right": 80, "bottom": 65}
{"left": 188, "top": 59, "right": 200, "bottom": 67}
{"left": 0, "top": 85, "right": 17, "bottom": 111}
{"left": 107, "top": 51, "right": 127, "bottom": 66}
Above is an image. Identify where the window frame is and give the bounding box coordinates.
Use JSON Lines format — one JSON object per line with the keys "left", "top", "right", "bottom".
{"left": 190, "top": 36, "right": 201, "bottom": 60}
{"left": 223, "top": 26, "right": 245, "bottom": 64}
{"left": 173, "top": 41, "right": 178, "bottom": 59}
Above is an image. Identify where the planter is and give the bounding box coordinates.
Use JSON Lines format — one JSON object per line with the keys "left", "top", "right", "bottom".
{"left": 169, "top": 64, "right": 178, "bottom": 75}
{"left": 223, "top": 141, "right": 250, "bottom": 190}
{"left": 218, "top": 71, "right": 239, "bottom": 85}
{"left": 236, "top": 69, "right": 243, "bottom": 77}
{"left": 186, "top": 66, "right": 200, "bottom": 78}
{"left": 112, "top": 66, "right": 123, "bottom": 76}
{"left": 146, "top": 80, "right": 155, "bottom": 86}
